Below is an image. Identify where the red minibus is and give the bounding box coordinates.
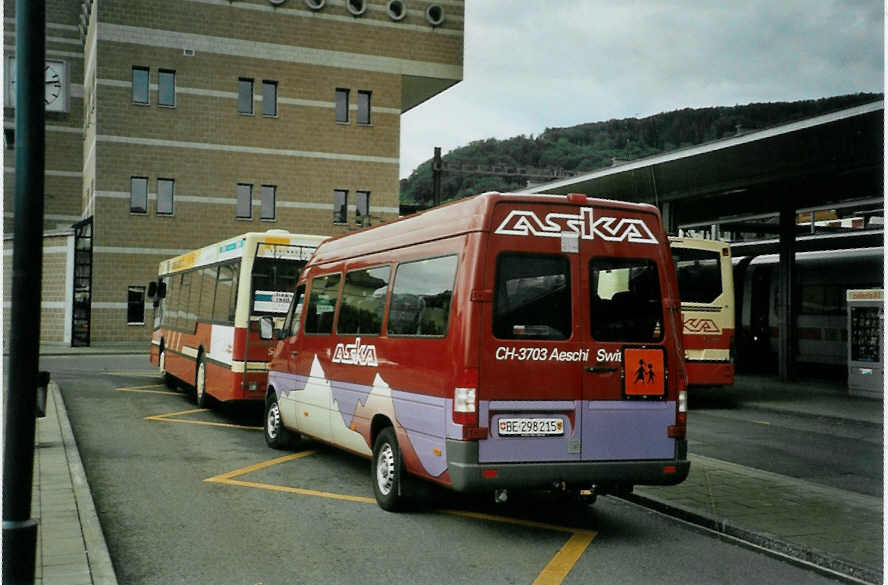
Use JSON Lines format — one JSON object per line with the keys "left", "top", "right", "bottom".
{"left": 261, "top": 192, "right": 689, "bottom": 510}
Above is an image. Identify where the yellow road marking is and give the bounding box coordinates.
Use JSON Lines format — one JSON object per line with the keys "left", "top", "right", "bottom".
{"left": 754, "top": 420, "right": 771, "bottom": 425}
{"left": 214, "top": 478, "right": 378, "bottom": 504}
{"left": 117, "top": 383, "right": 180, "bottom": 396}
{"left": 439, "top": 509, "right": 596, "bottom": 537}
{"left": 531, "top": 532, "right": 597, "bottom": 585}
{"left": 206, "top": 453, "right": 597, "bottom": 585}
{"left": 205, "top": 450, "right": 375, "bottom": 503}
{"left": 205, "top": 452, "right": 316, "bottom": 482}
{"left": 145, "top": 408, "right": 261, "bottom": 431}
{"left": 118, "top": 384, "right": 170, "bottom": 391}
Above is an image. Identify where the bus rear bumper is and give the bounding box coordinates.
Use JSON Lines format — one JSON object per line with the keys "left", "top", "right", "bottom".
{"left": 686, "top": 360, "right": 734, "bottom": 387}
{"left": 445, "top": 439, "right": 690, "bottom": 493}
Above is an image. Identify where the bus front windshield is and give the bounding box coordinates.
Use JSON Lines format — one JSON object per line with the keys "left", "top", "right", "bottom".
{"left": 251, "top": 258, "right": 305, "bottom": 315}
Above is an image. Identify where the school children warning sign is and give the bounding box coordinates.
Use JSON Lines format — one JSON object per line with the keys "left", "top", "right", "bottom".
{"left": 624, "top": 348, "right": 665, "bottom": 397}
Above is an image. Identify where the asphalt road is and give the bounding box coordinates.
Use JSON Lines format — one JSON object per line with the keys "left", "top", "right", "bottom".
{"left": 45, "top": 354, "right": 849, "bottom": 585}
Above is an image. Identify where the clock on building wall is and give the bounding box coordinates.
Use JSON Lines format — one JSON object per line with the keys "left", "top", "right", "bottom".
{"left": 5, "top": 57, "right": 69, "bottom": 113}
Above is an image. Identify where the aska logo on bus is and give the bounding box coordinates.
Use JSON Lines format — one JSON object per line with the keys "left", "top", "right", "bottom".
{"left": 683, "top": 318, "right": 720, "bottom": 333}
{"left": 494, "top": 207, "right": 658, "bottom": 244}
{"left": 332, "top": 337, "right": 378, "bottom": 367}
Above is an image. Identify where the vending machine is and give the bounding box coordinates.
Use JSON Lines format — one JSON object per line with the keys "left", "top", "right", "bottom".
{"left": 847, "top": 289, "right": 883, "bottom": 398}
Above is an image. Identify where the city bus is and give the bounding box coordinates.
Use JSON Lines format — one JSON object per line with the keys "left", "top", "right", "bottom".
{"left": 260, "top": 192, "right": 689, "bottom": 511}
{"left": 669, "top": 237, "right": 735, "bottom": 389}
{"left": 149, "top": 230, "right": 327, "bottom": 407}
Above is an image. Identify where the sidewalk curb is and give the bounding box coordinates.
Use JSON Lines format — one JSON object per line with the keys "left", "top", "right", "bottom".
{"left": 619, "top": 492, "right": 882, "bottom": 585}
{"left": 52, "top": 383, "right": 119, "bottom": 585}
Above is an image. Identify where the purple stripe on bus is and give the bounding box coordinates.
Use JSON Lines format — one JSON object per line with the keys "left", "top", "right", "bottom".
{"left": 479, "top": 403, "right": 580, "bottom": 463}
{"left": 580, "top": 400, "right": 675, "bottom": 460}
{"left": 477, "top": 400, "right": 676, "bottom": 463}
{"left": 330, "top": 379, "right": 374, "bottom": 429}
{"left": 391, "top": 389, "right": 448, "bottom": 477}
{"left": 267, "top": 371, "right": 308, "bottom": 399}
{"left": 488, "top": 400, "right": 577, "bottom": 411}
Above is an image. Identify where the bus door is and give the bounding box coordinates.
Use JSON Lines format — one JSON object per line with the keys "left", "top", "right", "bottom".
{"left": 582, "top": 242, "right": 675, "bottom": 462}
{"left": 477, "top": 202, "right": 587, "bottom": 464}
{"left": 284, "top": 273, "right": 339, "bottom": 440}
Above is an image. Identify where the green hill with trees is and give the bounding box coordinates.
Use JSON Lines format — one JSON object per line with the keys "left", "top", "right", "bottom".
{"left": 401, "top": 93, "right": 881, "bottom": 207}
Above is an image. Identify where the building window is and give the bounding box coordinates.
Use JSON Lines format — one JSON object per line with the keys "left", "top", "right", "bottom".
{"left": 238, "top": 78, "right": 254, "bottom": 115}
{"left": 262, "top": 81, "right": 277, "bottom": 117}
{"left": 357, "top": 90, "right": 371, "bottom": 125}
{"left": 333, "top": 189, "right": 348, "bottom": 224}
{"left": 158, "top": 69, "right": 176, "bottom": 107}
{"left": 260, "top": 185, "right": 276, "bottom": 220}
{"left": 237, "top": 183, "right": 252, "bottom": 218}
{"left": 132, "top": 66, "right": 149, "bottom": 104}
{"left": 4, "top": 128, "right": 13, "bottom": 150}
{"left": 335, "top": 88, "right": 349, "bottom": 123}
{"left": 127, "top": 285, "right": 146, "bottom": 325}
{"left": 157, "top": 178, "right": 174, "bottom": 215}
{"left": 356, "top": 190, "right": 370, "bottom": 225}
{"left": 130, "top": 177, "right": 148, "bottom": 214}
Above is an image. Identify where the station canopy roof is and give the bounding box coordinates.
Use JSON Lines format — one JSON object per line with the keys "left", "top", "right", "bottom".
{"left": 528, "top": 101, "right": 884, "bottom": 254}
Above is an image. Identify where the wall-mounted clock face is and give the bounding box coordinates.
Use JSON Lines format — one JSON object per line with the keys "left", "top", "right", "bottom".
{"left": 5, "top": 57, "right": 69, "bottom": 112}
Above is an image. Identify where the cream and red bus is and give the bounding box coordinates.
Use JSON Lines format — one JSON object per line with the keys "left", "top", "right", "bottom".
{"left": 149, "top": 230, "right": 326, "bottom": 407}
{"left": 669, "top": 237, "right": 735, "bottom": 389}
{"left": 261, "top": 192, "right": 689, "bottom": 510}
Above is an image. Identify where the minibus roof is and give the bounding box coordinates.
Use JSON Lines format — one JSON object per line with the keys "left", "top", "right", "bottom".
{"left": 311, "top": 191, "right": 659, "bottom": 265}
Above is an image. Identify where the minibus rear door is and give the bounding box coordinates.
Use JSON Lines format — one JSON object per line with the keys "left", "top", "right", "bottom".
{"left": 477, "top": 201, "right": 587, "bottom": 464}
{"left": 579, "top": 207, "right": 675, "bottom": 461}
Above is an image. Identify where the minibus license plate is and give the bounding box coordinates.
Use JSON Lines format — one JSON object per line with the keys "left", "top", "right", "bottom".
{"left": 498, "top": 418, "right": 564, "bottom": 436}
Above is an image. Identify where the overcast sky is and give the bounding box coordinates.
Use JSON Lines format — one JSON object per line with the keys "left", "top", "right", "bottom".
{"left": 399, "top": 0, "right": 884, "bottom": 179}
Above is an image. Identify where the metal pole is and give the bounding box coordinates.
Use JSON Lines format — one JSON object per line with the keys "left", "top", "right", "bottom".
{"left": 777, "top": 205, "right": 795, "bottom": 381}
{"left": 432, "top": 146, "right": 442, "bottom": 207}
{"left": 3, "top": 1, "right": 46, "bottom": 583}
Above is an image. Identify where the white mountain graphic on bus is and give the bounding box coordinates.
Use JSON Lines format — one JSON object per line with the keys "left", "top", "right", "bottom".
{"left": 332, "top": 338, "right": 379, "bottom": 367}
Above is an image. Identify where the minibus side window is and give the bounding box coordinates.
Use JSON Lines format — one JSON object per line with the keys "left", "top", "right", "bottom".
{"left": 284, "top": 284, "right": 306, "bottom": 337}
{"left": 493, "top": 253, "right": 571, "bottom": 340}
{"left": 387, "top": 255, "right": 458, "bottom": 337}
{"left": 589, "top": 258, "right": 663, "bottom": 342}
{"left": 338, "top": 266, "right": 391, "bottom": 336}
{"left": 304, "top": 274, "right": 342, "bottom": 334}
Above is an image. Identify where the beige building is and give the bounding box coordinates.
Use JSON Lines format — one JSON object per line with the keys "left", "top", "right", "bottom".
{"left": 3, "top": 0, "right": 464, "bottom": 345}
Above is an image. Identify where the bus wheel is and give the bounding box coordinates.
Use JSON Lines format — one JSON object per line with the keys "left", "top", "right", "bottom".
{"left": 372, "top": 427, "right": 406, "bottom": 512}
{"left": 264, "top": 394, "right": 294, "bottom": 449}
{"left": 158, "top": 349, "right": 174, "bottom": 388}
{"left": 194, "top": 357, "right": 211, "bottom": 408}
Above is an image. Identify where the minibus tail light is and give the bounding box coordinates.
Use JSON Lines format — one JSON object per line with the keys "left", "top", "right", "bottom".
{"left": 668, "top": 390, "right": 687, "bottom": 438}
{"left": 453, "top": 368, "right": 478, "bottom": 426}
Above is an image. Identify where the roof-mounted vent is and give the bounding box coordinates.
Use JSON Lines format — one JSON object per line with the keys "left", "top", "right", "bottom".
{"left": 387, "top": 0, "right": 407, "bottom": 21}
{"left": 425, "top": 3, "right": 444, "bottom": 26}
{"left": 346, "top": 0, "right": 367, "bottom": 16}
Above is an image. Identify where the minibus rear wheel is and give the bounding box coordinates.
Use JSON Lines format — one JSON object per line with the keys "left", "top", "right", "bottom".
{"left": 372, "top": 427, "right": 406, "bottom": 511}
{"left": 264, "top": 393, "right": 295, "bottom": 449}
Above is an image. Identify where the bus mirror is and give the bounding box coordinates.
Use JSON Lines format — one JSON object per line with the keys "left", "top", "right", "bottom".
{"left": 158, "top": 282, "right": 167, "bottom": 299}
{"left": 147, "top": 281, "right": 157, "bottom": 298}
{"left": 259, "top": 316, "right": 274, "bottom": 340}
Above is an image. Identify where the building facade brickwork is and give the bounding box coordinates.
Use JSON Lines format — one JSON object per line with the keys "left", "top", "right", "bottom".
{"left": 3, "top": 0, "right": 464, "bottom": 344}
